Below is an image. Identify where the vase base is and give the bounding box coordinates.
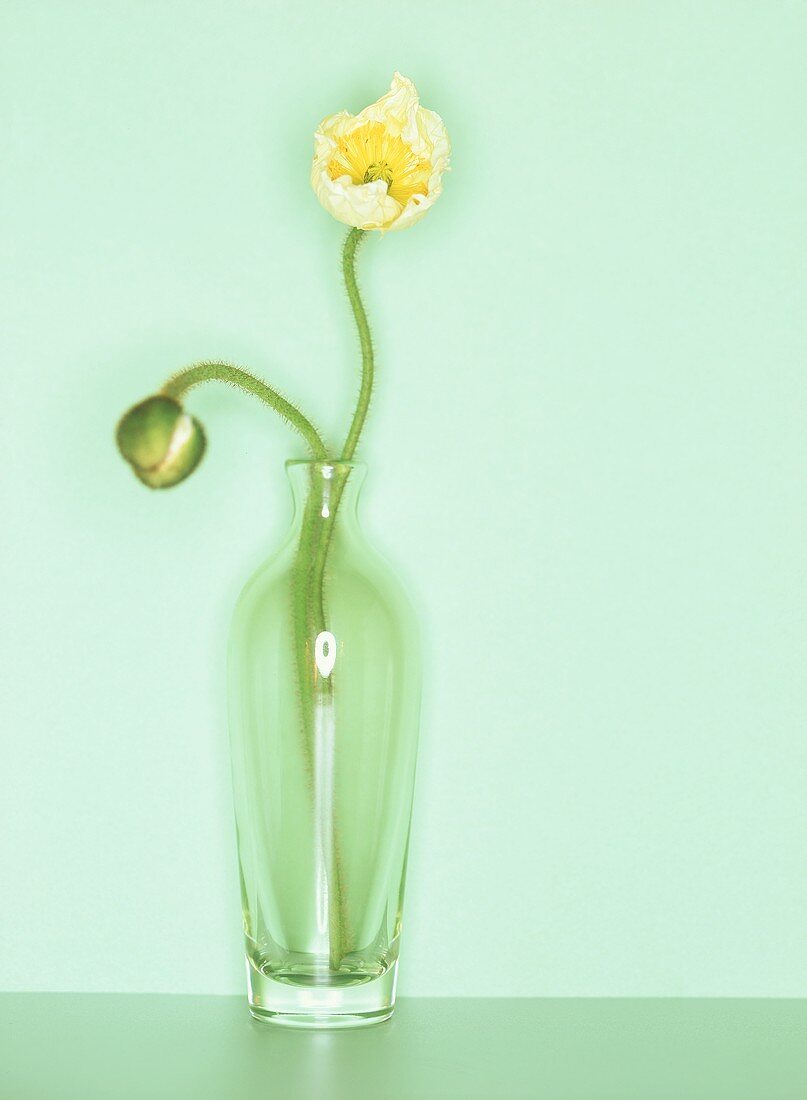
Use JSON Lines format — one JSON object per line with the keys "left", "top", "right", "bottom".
{"left": 246, "top": 958, "right": 398, "bottom": 1029}
{"left": 249, "top": 1006, "right": 394, "bottom": 1030}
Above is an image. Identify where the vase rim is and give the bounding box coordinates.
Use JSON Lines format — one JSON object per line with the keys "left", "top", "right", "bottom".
{"left": 285, "top": 458, "right": 367, "bottom": 472}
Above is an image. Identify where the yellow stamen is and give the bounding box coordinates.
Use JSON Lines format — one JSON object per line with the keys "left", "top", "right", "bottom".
{"left": 328, "top": 121, "right": 430, "bottom": 207}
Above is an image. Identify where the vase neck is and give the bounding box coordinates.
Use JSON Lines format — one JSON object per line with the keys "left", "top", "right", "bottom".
{"left": 285, "top": 460, "right": 366, "bottom": 532}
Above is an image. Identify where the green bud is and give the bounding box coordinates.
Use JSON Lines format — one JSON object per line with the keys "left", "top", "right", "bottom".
{"left": 116, "top": 395, "right": 206, "bottom": 489}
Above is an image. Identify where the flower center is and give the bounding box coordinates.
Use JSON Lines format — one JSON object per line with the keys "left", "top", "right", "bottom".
{"left": 327, "top": 122, "right": 430, "bottom": 207}
{"left": 363, "top": 161, "right": 394, "bottom": 187}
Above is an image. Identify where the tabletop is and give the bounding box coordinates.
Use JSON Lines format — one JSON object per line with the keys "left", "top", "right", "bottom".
{"left": 1, "top": 994, "right": 805, "bottom": 1099}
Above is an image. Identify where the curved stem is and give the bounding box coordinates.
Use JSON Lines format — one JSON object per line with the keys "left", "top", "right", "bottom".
{"left": 161, "top": 359, "right": 329, "bottom": 459}
{"left": 160, "top": 361, "right": 347, "bottom": 959}
{"left": 311, "top": 225, "right": 375, "bottom": 708}
{"left": 289, "top": 229, "right": 377, "bottom": 969}
{"left": 340, "top": 229, "right": 374, "bottom": 461}
{"left": 306, "top": 225, "right": 376, "bottom": 962}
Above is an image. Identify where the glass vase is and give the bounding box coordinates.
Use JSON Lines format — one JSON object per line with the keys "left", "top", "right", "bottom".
{"left": 227, "top": 460, "right": 422, "bottom": 1028}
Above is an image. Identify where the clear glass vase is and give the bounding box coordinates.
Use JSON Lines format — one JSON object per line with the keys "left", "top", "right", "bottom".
{"left": 227, "top": 460, "right": 422, "bottom": 1028}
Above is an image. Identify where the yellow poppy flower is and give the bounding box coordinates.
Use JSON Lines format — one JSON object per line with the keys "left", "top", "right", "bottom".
{"left": 311, "top": 72, "right": 450, "bottom": 232}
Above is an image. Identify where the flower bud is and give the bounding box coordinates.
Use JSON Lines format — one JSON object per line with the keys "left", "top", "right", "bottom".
{"left": 116, "top": 395, "right": 206, "bottom": 489}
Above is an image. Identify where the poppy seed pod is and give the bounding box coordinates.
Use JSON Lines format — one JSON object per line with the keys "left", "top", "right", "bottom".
{"left": 116, "top": 395, "right": 206, "bottom": 489}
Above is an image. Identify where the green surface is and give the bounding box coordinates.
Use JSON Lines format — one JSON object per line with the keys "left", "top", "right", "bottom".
{"left": 1, "top": 0, "right": 806, "bottom": 1001}
{"left": 1, "top": 995, "right": 806, "bottom": 1100}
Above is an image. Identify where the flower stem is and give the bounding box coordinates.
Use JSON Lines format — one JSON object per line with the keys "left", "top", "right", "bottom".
{"left": 340, "top": 229, "right": 374, "bottom": 461}
{"left": 161, "top": 359, "right": 329, "bottom": 459}
{"left": 308, "top": 225, "right": 376, "bottom": 670}
{"left": 293, "top": 229, "right": 377, "bottom": 969}
{"left": 310, "top": 226, "right": 375, "bottom": 660}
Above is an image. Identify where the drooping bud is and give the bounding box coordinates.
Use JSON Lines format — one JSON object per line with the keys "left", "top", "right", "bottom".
{"left": 116, "top": 395, "right": 206, "bottom": 489}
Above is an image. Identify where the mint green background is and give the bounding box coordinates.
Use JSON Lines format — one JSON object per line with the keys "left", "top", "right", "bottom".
{"left": 1, "top": 1, "right": 805, "bottom": 999}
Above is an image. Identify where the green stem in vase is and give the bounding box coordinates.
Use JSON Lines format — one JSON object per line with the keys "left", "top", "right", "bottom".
{"left": 308, "top": 227, "right": 376, "bottom": 624}
{"left": 149, "top": 363, "right": 330, "bottom": 773}
{"left": 298, "top": 227, "right": 377, "bottom": 969}
{"left": 117, "top": 355, "right": 349, "bottom": 966}
{"left": 160, "top": 361, "right": 351, "bottom": 971}
{"left": 306, "top": 227, "right": 376, "bottom": 727}
{"left": 291, "top": 467, "right": 348, "bottom": 970}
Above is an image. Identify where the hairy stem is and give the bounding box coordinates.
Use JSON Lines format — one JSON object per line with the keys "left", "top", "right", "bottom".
{"left": 160, "top": 361, "right": 347, "bottom": 960}
{"left": 308, "top": 225, "right": 376, "bottom": 668}
{"left": 340, "top": 229, "right": 374, "bottom": 461}
{"left": 302, "top": 228, "right": 377, "bottom": 964}
{"left": 310, "top": 225, "right": 375, "bottom": 667}
{"left": 291, "top": 229, "right": 377, "bottom": 967}
{"left": 161, "top": 359, "right": 329, "bottom": 459}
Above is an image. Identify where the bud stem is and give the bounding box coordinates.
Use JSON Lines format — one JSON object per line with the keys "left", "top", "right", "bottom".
{"left": 161, "top": 360, "right": 329, "bottom": 459}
